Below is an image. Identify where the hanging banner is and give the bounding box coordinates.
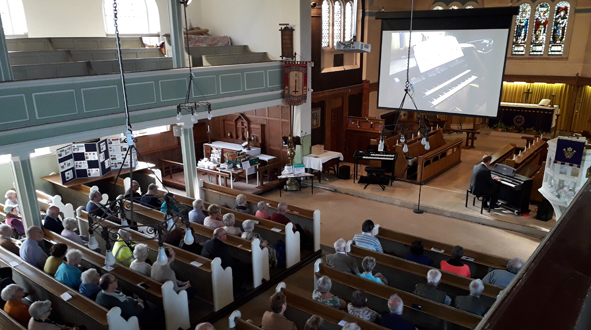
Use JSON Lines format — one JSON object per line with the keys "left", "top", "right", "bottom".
{"left": 554, "top": 138, "right": 585, "bottom": 168}
{"left": 284, "top": 61, "right": 308, "bottom": 105}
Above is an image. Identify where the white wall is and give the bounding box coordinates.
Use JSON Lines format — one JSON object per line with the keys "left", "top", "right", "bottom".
{"left": 193, "top": 0, "right": 303, "bottom": 60}
{"left": 20, "top": 0, "right": 171, "bottom": 37}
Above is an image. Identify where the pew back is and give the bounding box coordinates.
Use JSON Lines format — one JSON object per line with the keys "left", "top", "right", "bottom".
{"left": 375, "top": 226, "right": 509, "bottom": 278}
{"left": 0, "top": 309, "right": 27, "bottom": 330}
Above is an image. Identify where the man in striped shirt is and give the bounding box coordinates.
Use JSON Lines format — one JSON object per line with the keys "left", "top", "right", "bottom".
{"left": 352, "top": 220, "right": 383, "bottom": 253}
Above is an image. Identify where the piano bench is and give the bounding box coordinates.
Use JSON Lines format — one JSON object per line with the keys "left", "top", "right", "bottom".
{"left": 465, "top": 189, "right": 492, "bottom": 214}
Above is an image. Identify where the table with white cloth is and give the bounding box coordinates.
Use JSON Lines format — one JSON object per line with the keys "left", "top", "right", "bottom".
{"left": 302, "top": 151, "right": 344, "bottom": 182}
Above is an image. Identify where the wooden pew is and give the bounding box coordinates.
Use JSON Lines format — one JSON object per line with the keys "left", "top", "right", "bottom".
{"left": 200, "top": 181, "right": 321, "bottom": 251}
{"left": 0, "top": 246, "right": 109, "bottom": 330}
{"left": 228, "top": 310, "right": 261, "bottom": 330}
{"left": 124, "top": 202, "right": 272, "bottom": 288}
{"left": 276, "top": 283, "right": 388, "bottom": 330}
{"left": 314, "top": 260, "right": 482, "bottom": 330}
{"left": 42, "top": 229, "right": 164, "bottom": 306}
{"left": 347, "top": 244, "right": 500, "bottom": 305}
{"left": 0, "top": 309, "right": 26, "bottom": 330}
{"left": 75, "top": 208, "right": 233, "bottom": 311}
{"left": 394, "top": 129, "right": 463, "bottom": 183}
{"left": 374, "top": 225, "right": 509, "bottom": 279}
{"left": 490, "top": 144, "right": 517, "bottom": 166}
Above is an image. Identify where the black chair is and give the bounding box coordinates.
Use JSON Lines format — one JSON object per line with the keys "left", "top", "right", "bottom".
{"left": 465, "top": 189, "right": 491, "bottom": 214}
{"left": 362, "top": 167, "right": 388, "bottom": 190}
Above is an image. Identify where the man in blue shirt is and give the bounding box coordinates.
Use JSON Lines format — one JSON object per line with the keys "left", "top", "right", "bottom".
{"left": 352, "top": 220, "right": 383, "bottom": 253}
{"left": 189, "top": 199, "right": 206, "bottom": 225}
{"left": 43, "top": 206, "right": 64, "bottom": 234}
{"left": 140, "top": 184, "right": 161, "bottom": 209}
{"left": 19, "top": 226, "right": 47, "bottom": 269}
{"left": 381, "top": 294, "right": 416, "bottom": 330}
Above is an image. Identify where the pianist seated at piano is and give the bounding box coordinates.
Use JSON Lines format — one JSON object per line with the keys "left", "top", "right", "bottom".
{"left": 470, "top": 155, "right": 502, "bottom": 209}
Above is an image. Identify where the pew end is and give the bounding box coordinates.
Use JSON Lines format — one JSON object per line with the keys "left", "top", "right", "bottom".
{"left": 106, "top": 307, "right": 140, "bottom": 330}
{"left": 161, "top": 281, "right": 191, "bottom": 330}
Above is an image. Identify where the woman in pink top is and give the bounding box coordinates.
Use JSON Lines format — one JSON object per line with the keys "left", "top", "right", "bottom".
{"left": 254, "top": 201, "right": 271, "bottom": 220}
{"left": 203, "top": 204, "right": 224, "bottom": 229}
{"left": 440, "top": 245, "right": 472, "bottom": 277}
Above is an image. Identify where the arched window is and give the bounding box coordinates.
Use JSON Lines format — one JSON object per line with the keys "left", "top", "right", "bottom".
{"left": 548, "top": 1, "right": 570, "bottom": 55}
{"left": 103, "top": 0, "right": 160, "bottom": 35}
{"left": 512, "top": 3, "right": 531, "bottom": 55}
{"left": 529, "top": 2, "right": 550, "bottom": 55}
{"left": 333, "top": 0, "right": 343, "bottom": 46}
{"left": 449, "top": 6, "right": 459, "bottom": 10}
{"left": 344, "top": 1, "right": 353, "bottom": 42}
{"left": 0, "top": 0, "right": 27, "bottom": 36}
{"left": 465, "top": 5, "right": 474, "bottom": 9}
{"left": 321, "top": 0, "right": 331, "bottom": 48}
{"left": 432, "top": 6, "right": 444, "bottom": 10}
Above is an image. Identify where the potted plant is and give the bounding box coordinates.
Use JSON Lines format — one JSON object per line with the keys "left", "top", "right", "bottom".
{"left": 507, "top": 126, "right": 520, "bottom": 133}
{"left": 525, "top": 127, "right": 537, "bottom": 135}
{"left": 493, "top": 122, "right": 506, "bottom": 132}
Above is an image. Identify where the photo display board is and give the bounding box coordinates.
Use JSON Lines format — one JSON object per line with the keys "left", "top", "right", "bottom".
{"left": 57, "top": 139, "right": 111, "bottom": 184}
{"left": 107, "top": 137, "right": 137, "bottom": 169}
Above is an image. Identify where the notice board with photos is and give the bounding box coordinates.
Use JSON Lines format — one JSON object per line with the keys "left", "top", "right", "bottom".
{"left": 107, "top": 137, "right": 137, "bottom": 169}
{"left": 56, "top": 139, "right": 111, "bottom": 184}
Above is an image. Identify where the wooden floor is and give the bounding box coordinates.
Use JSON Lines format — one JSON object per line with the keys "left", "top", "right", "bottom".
{"left": 318, "top": 129, "right": 555, "bottom": 238}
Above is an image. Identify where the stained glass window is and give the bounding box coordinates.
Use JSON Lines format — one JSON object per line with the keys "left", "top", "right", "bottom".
{"left": 466, "top": 5, "right": 474, "bottom": 9}
{"left": 0, "top": 0, "right": 27, "bottom": 35}
{"left": 433, "top": 6, "right": 443, "bottom": 10}
{"left": 333, "top": 1, "right": 342, "bottom": 46}
{"left": 548, "top": 1, "right": 570, "bottom": 55}
{"left": 321, "top": 0, "right": 331, "bottom": 48}
{"left": 529, "top": 2, "right": 550, "bottom": 55}
{"left": 344, "top": 1, "right": 353, "bottom": 41}
{"left": 512, "top": 3, "right": 531, "bottom": 55}
{"left": 449, "top": 6, "right": 459, "bottom": 10}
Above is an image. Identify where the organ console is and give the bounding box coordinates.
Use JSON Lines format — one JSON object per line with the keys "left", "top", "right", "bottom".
{"left": 353, "top": 151, "right": 397, "bottom": 184}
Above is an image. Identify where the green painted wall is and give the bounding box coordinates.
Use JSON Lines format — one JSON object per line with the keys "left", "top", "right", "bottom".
{"left": 0, "top": 155, "right": 59, "bottom": 198}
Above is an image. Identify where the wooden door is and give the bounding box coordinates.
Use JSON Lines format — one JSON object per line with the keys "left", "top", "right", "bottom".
{"left": 330, "top": 106, "right": 345, "bottom": 154}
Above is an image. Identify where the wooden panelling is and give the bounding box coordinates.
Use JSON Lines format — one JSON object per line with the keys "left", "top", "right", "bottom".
{"left": 343, "top": 129, "right": 381, "bottom": 162}
{"left": 205, "top": 106, "right": 291, "bottom": 163}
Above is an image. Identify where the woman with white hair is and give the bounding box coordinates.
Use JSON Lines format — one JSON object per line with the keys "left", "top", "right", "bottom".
{"left": 313, "top": 276, "right": 346, "bottom": 310}
{"left": 255, "top": 201, "right": 271, "bottom": 219}
{"left": 1, "top": 284, "right": 30, "bottom": 326}
{"left": 241, "top": 220, "right": 278, "bottom": 267}
{"left": 79, "top": 269, "right": 101, "bottom": 300}
{"left": 359, "top": 256, "right": 388, "bottom": 285}
{"left": 130, "top": 243, "right": 152, "bottom": 276}
{"left": 28, "top": 300, "right": 80, "bottom": 330}
{"left": 54, "top": 249, "right": 83, "bottom": 290}
{"left": 60, "top": 218, "right": 84, "bottom": 245}
{"left": 4, "top": 189, "right": 18, "bottom": 208}
{"left": 234, "top": 194, "right": 249, "bottom": 213}
{"left": 222, "top": 213, "right": 243, "bottom": 236}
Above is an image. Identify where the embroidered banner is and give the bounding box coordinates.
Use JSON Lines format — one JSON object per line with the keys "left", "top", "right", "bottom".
{"left": 554, "top": 138, "right": 585, "bottom": 168}
{"left": 284, "top": 61, "right": 308, "bottom": 105}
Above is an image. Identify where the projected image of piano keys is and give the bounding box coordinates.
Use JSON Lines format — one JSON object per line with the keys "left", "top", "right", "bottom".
{"left": 430, "top": 75, "right": 478, "bottom": 107}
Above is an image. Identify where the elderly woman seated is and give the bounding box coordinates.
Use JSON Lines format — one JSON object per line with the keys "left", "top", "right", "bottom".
{"left": 151, "top": 247, "right": 196, "bottom": 301}
{"left": 312, "top": 276, "right": 346, "bottom": 309}
{"left": 61, "top": 218, "right": 85, "bottom": 245}
{"left": 44, "top": 243, "right": 67, "bottom": 276}
{"left": 5, "top": 205, "right": 25, "bottom": 238}
{"left": 235, "top": 194, "right": 249, "bottom": 213}
{"left": 4, "top": 189, "right": 19, "bottom": 209}
{"left": 54, "top": 249, "right": 83, "bottom": 290}
{"left": 347, "top": 290, "right": 380, "bottom": 322}
{"left": 1, "top": 284, "right": 30, "bottom": 327}
{"left": 28, "top": 300, "right": 81, "bottom": 330}
{"left": 79, "top": 269, "right": 101, "bottom": 300}
{"left": 241, "top": 220, "right": 278, "bottom": 268}
{"left": 130, "top": 243, "right": 152, "bottom": 276}
{"left": 359, "top": 256, "right": 388, "bottom": 285}
{"left": 222, "top": 213, "right": 243, "bottom": 236}
{"left": 255, "top": 201, "right": 271, "bottom": 219}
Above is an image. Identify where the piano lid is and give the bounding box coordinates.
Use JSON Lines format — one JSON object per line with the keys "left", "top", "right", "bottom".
{"left": 494, "top": 163, "right": 516, "bottom": 177}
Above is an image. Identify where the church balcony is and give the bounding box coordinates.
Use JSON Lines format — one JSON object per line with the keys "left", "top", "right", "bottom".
{"left": 0, "top": 61, "right": 284, "bottom": 153}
